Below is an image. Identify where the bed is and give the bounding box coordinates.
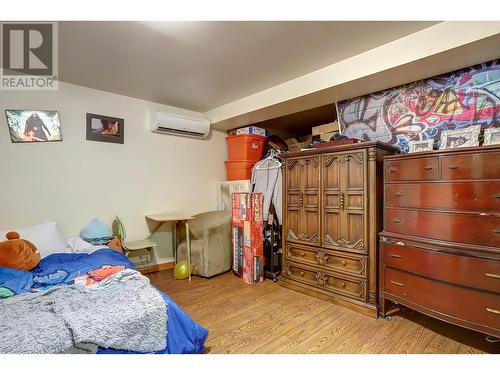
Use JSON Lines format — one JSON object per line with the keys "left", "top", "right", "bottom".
{"left": 0, "top": 248, "right": 208, "bottom": 354}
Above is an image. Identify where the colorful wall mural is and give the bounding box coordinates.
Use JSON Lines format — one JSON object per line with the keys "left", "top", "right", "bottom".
{"left": 336, "top": 60, "right": 499, "bottom": 152}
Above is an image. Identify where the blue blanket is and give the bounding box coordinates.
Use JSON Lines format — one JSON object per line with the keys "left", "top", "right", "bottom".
{"left": 0, "top": 249, "right": 208, "bottom": 354}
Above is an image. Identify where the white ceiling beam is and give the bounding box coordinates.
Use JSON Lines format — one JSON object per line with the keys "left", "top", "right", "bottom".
{"left": 206, "top": 21, "right": 500, "bottom": 130}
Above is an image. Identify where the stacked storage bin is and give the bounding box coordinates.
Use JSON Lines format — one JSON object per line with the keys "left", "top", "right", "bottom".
{"left": 225, "top": 127, "right": 268, "bottom": 180}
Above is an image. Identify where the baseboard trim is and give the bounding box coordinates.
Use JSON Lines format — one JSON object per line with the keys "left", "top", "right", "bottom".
{"left": 139, "top": 261, "right": 175, "bottom": 274}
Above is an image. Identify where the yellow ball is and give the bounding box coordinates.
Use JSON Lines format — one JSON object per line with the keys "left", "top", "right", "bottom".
{"left": 174, "top": 260, "right": 192, "bottom": 280}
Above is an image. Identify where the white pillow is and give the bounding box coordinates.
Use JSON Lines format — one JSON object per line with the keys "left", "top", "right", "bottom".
{"left": 0, "top": 220, "right": 67, "bottom": 259}
{"left": 65, "top": 236, "right": 103, "bottom": 254}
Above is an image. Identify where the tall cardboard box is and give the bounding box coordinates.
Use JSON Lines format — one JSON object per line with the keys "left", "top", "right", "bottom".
{"left": 232, "top": 192, "right": 264, "bottom": 284}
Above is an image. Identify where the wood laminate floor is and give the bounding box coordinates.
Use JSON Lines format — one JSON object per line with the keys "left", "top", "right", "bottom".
{"left": 147, "top": 271, "right": 500, "bottom": 354}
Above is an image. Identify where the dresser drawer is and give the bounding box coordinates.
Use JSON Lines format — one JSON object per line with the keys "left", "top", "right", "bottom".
{"left": 385, "top": 208, "right": 500, "bottom": 247}
{"left": 441, "top": 151, "right": 500, "bottom": 180}
{"left": 285, "top": 262, "right": 366, "bottom": 301}
{"left": 385, "top": 157, "right": 438, "bottom": 182}
{"left": 381, "top": 239, "right": 500, "bottom": 293}
{"left": 285, "top": 243, "right": 367, "bottom": 277}
{"left": 385, "top": 182, "right": 500, "bottom": 211}
{"left": 286, "top": 243, "right": 319, "bottom": 265}
{"left": 384, "top": 268, "right": 500, "bottom": 331}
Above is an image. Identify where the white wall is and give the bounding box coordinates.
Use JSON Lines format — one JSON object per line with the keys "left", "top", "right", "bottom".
{"left": 0, "top": 82, "right": 227, "bottom": 262}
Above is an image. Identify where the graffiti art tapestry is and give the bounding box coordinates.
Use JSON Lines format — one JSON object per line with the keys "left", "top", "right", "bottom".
{"left": 336, "top": 60, "right": 499, "bottom": 152}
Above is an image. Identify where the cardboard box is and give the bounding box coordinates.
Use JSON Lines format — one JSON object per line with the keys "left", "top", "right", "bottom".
{"left": 234, "top": 126, "right": 269, "bottom": 136}
{"left": 312, "top": 122, "right": 339, "bottom": 137}
{"left": 231, "top": 192, "right": 264, "bottom": 284}
{"left": 285, "top": 135, "right": 313, "bottom": 152}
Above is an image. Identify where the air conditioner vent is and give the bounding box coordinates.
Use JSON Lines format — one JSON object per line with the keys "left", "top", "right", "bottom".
{"left": 151, "top": 111, "right": 210, "bottom": 139}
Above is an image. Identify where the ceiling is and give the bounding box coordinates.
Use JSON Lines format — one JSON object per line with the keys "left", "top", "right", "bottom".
{"left": 59, "top": 21, "right": 439, "bottom": 112}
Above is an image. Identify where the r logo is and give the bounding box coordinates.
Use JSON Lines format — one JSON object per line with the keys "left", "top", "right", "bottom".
{"left": 2, "top": 23, "right": 53, "bottom": 76}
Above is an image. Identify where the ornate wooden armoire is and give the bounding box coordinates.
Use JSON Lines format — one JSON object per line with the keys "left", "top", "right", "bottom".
{"left": 280, "top": 141, "right": 396, "bottom": 317}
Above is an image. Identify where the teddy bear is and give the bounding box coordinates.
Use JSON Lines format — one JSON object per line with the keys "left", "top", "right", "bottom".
{"left": 0, "top": 231, "right": 41, "bottom": 270}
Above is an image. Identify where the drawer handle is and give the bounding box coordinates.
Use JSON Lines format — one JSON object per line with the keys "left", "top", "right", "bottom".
{"left": 299, "top": 251, "right": 305, "bottom": 257}
{"left": 390, "top": 280, "right": 404, "bottom": 287}
{"left": 395, "top": 192, "right": 403, "bottom": 197}
{"left": 486, "top": 308, "right": 500, "bottom": 315}
{"left": 341, "top": 260, "right": 347, "bottom": 266}
{"left": 389, "top": 168, "right": 397, "bottom": 173}
{"left": 495, "top": 194, "right": 500, "bottom": 200}
{"left": 423, "top": 166, "right": 433, "bottom": 170}
{"left": 448, "top": 166, "right": 459, "bottom": 170}
{"left": 485, "top": 273, "right": 500, "bottom": 280}
{"left": 339, "top": 282, "right": 346, "bottom": 288}
{"left": 492, "top": 229, "right": 500, "bottom": 235}
{"left": 388, "top": 253, "right": 402, "bottom": 259}
{"left": 299, "top": 271, "right": 305, "bottom": 276}
{"left": 392, "top": 219, "right": 402, "bottom": 224}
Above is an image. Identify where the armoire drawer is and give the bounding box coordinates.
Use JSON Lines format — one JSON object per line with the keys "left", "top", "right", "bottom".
{"left": 381, "top": 239, "right": 500, "bottom": 294}
{"left": 441, "top": 151, "right": 500, "bottom": 180}
{"left": 385, "top": 157, "right": 438, "bottom": 182}
{"left": 285, "top": 262, "right": 366, "bottom": 301}
{"left": 384, "top": 268, "right": 500, "bottom": 332}
{"left": 385, "top": 208, "right": 500, "bottom": 248}
{"left": 285, "top": 243, "right": 367, "bottom": 277}
{"left": 385, "top": 182, "right": 500, "bottom": 211}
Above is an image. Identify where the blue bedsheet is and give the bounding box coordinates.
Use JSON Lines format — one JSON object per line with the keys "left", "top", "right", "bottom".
{"left": 0, "top": 249, "right": 208, "bottom": 354}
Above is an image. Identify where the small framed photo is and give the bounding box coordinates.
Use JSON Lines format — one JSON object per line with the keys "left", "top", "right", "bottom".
{"left": 5, "top": 110, "right": 62, "bottom": 143}
{"left": 86, "top": 113, "right": 124, "bottom": 144}
{"left": 439, "top": 125, "right": 481, "bottom": 150}
{"left": 408, "top": 138, "right": 434, "bottom": 153}
{"left": 483, "top": 128, "right": 500, "bottom": 146}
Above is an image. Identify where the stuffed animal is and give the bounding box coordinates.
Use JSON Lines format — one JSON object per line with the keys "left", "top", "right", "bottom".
{"left": 0, "top": 231, "right": 41, "bottom": 270}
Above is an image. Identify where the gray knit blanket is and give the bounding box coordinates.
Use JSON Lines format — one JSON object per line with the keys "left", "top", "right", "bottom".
{"left": 0, "top": 269, "right": 167, "bottom": 354}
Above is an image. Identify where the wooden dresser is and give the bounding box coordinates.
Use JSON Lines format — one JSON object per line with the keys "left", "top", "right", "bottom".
{"left": 380, "top": 145, "right": 500, "bottom": 337}
{"left": 280, "top": 142, "right": 396, "bottom": 317}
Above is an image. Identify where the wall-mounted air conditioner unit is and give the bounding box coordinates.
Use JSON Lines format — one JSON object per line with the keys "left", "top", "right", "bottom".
{"left": 150, "top": 111, "right": 210, "bottom": 138}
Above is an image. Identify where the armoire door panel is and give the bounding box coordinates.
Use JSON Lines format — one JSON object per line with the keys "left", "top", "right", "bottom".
{"left": 322, "top": 151, "right": 367, "bottom": 252}
{"left": 286, "top": 158, "right": 303, "bottom": 243}
{"left": 344, "top": 212, "right": 366, "bottom": 253}
{"left": 304, "top": 191, "right": 319, "bottom": 207}
{"left": 346, "top": 193, "right": 364, "bottom": 210}
{"left": 303, "top": 210, "right": 320, "bottom": 244}
{"left": 286, "top": 208, "right": 301, "bottom": 242}
{"left": 287, "top": 192, "right": 300, "bottom": 207}
{"left": 325, "top": 193, "right": 340, "bottom": 207}
{"left": 286, "top": 159, "right": 302, "bottom": 190}
{"left": 303, "top": 157, "right": 320, "bottom": 190}
{"left": 322, "top": 154, "right": 342, "bottom": 248}
{"left": 345, "top": 153, "right": 365, "bottom": 190}
{"left": 299, "top": 157, "right": 320, "bottom": 246}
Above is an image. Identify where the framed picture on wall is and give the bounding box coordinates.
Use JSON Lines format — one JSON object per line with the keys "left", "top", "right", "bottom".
{"left": 483, "top": 128, "right": 500, "bottom": 146}
{"left": 86, "top": 113, "right": 124, "bottom": 144}
{"left": 5, "top": 110, "right": 62, "bottom": 143}
{"left": 408, "top": 138, "right": 434, "bottom": 153}
{"left": 439, "top": 125, "right": 481, "bottom": 150}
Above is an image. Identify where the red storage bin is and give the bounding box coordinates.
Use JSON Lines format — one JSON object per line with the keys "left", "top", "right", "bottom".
{"left": 225, "top": 160, "right": 256, "bottom": 181}
{"left": 226, "top": 134, "right": 266, "bottom": 161}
